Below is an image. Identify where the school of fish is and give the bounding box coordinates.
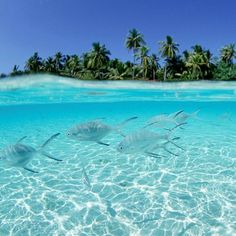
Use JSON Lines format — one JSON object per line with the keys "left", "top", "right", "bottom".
{"left": 0, "top": 110, "right": 199, "bottom": 175}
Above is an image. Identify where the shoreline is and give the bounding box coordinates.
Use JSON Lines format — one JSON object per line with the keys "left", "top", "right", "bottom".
{"left": 1, "top": 74, "right": 236, "bottom": 91}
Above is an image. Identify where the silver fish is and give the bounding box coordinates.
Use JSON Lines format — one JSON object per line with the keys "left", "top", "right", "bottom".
{"left": 67, "top": 117, "right": 138, "bottom": 146}
{"left": 117, "top": 129, "right": 182, "bottom": 158}
{"left": 174, "top": 110, "right": 200, "bottom": 124}
{"left": 145, "top": 110, "right": 184, "bottom": 129}
{"left": 0, "top": 133, "right": 61, "bottom": 173}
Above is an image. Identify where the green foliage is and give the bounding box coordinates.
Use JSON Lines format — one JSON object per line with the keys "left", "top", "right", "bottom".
{"left": 10, "top": 65, "right": 23, "bottom": 76}
{"left": 25, "top": 52, "right": 42, "bottom": 72}
{"left": 4, "top": 31, "right": 235, "bottom": 81}
{"left": 0, "top": 73, "right": 7, "bottom": 78}
{"left": 159, "top": 36, "right": 179, "bottom": 80}
{"left": 159, "top": 36, "right": 179, "bottom": 59}
{"left": 125, "top": 28, "right": 145, "bottom": 79}
{"left": 220, "top": 44, "right": 235, "bottom": 65}
{"left": 87, "top": 42, "right": 110, "bottom": 70}
{"left": 125, "top": 29, "right": 145, "bottom": 52}
{"left": 214, "top": 62, "right": 236, "bottom": 80}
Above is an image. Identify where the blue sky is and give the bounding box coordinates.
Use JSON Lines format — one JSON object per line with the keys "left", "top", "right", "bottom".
{"left": 0, "top": 0, "right": 235, "bottom": 73}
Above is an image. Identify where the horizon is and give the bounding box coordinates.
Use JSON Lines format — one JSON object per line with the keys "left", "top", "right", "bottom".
{"left": 0, "top": 0, "right": 235, "bottom": 73}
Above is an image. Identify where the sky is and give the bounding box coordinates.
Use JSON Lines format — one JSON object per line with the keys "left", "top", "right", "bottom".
{"left": 0, "top": 0, "right": 235, "bottom": 73}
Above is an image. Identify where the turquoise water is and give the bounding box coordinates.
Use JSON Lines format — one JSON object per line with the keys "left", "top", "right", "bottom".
{"left": 0, "top": 75, "right": 236, "bottom": 235}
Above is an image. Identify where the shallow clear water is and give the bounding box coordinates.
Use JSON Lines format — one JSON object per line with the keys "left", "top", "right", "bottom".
{"left": 0, "top": 75, "right": 236, "bottom": 235}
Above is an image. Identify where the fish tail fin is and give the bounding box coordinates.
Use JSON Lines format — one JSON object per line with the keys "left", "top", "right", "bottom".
{"left": 192, "top": 109, "right": 201, "bottom": 120}
{"left": 40, "top": 133, "right": 60, "bottom": 150}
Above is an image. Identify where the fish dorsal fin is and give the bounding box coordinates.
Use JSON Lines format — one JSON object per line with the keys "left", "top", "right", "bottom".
{"left": 16, "top": 136, "right": 27, "bottom": 144}
{"left": 173, "top": 110, "right": 184, "bottom": 118}
{"left": 40, "top": 133, "right": 60, "bottom": 149}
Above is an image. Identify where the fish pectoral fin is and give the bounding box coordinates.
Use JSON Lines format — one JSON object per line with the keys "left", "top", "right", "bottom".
{"left": 42, "top": 151, "right": 63, "bottom": 162}
{"left": 23, "top": 167, "right": 39, "bottom": 174}
{"left": 97, "top": 141, "right": 110, "bottom": 146}
{"left": 16, "top": 136, "right": 27, "bottom": 144}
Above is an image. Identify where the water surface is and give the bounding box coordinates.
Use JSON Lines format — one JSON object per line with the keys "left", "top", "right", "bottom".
{"left": 0, "top": 75, "right": 236, "bottom": 235}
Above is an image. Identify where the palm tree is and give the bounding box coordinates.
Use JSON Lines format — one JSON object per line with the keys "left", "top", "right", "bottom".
{"left": 125, "top": 28, "right": 145, "bottom": 79}
{"left": 25, "top": 52, "right": 42, "bottom": 72}
{"left": 10, "top": 65, "right": 22, "bottom": 76}
{"left": 42, "top": 57, "right": 56, "bottom": 73}
{"left": 182, "top": 50, "right": 190, "bottom": 62}
{"left": 53, "top": 52, "right": 65, "bottom": 72}
{"left": 81, "top": 52, "right": 90, "bottom": 70}
{"left": 166, "top": 55, "right": 185, "bottom": 78}
{"left": 87, "top": 42, "right": 110, "bottom": 79}
{"left": 136, "top": 46, "right": 149, "bottom": 79}
{"left": 159, "top": 36, "right": 179, "bottom": 80}
{"left": 149, "top": 54, "right": 160, "bottom": 80}
{"left": 64, "top": 55, "right": 80, "bottom": 76}
{"left": 106, "top": 68, "right": 128, "bottom": 80}
{"left": 186, "top": 46, "right": 213, "bottom": 80}
{"left": 88, "top": 42, "right": 110, "bottom": 70}
{"left": 220, "top": 44, "right": 235, "bottom": 65}
{"left": 192, "top": 44, "right": 204, "bottom": 54}
{"left": 186, "top": 53, "right": 206, "bottom": 80}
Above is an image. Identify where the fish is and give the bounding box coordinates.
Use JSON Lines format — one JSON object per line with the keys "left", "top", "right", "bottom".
{"left": 174, "top": 110, "right": 200, "bottom": 124}
{"left": 145, "top": 110, "right": 184, "bottom": 129}
{"left": 67, "top": 116, "right": 138, "bottom": 146}
{"left": 0, "top": 133, "right": 61, "bottom": 173}
{"left": 116, "top": 128, "right": 183, "bottom": 158}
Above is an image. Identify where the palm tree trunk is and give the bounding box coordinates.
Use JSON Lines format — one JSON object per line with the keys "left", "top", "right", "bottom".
{"left": 133, "top": 49, "right": 135, "bottom": 79}
{"left": 143, "top": 66, "right": 145, "bottom": 80}
{"left": 164, "top": 65, "right": 167, "bottom": 81}
{"left": 153, "top": 69, "right": 156, "bottom": 81}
